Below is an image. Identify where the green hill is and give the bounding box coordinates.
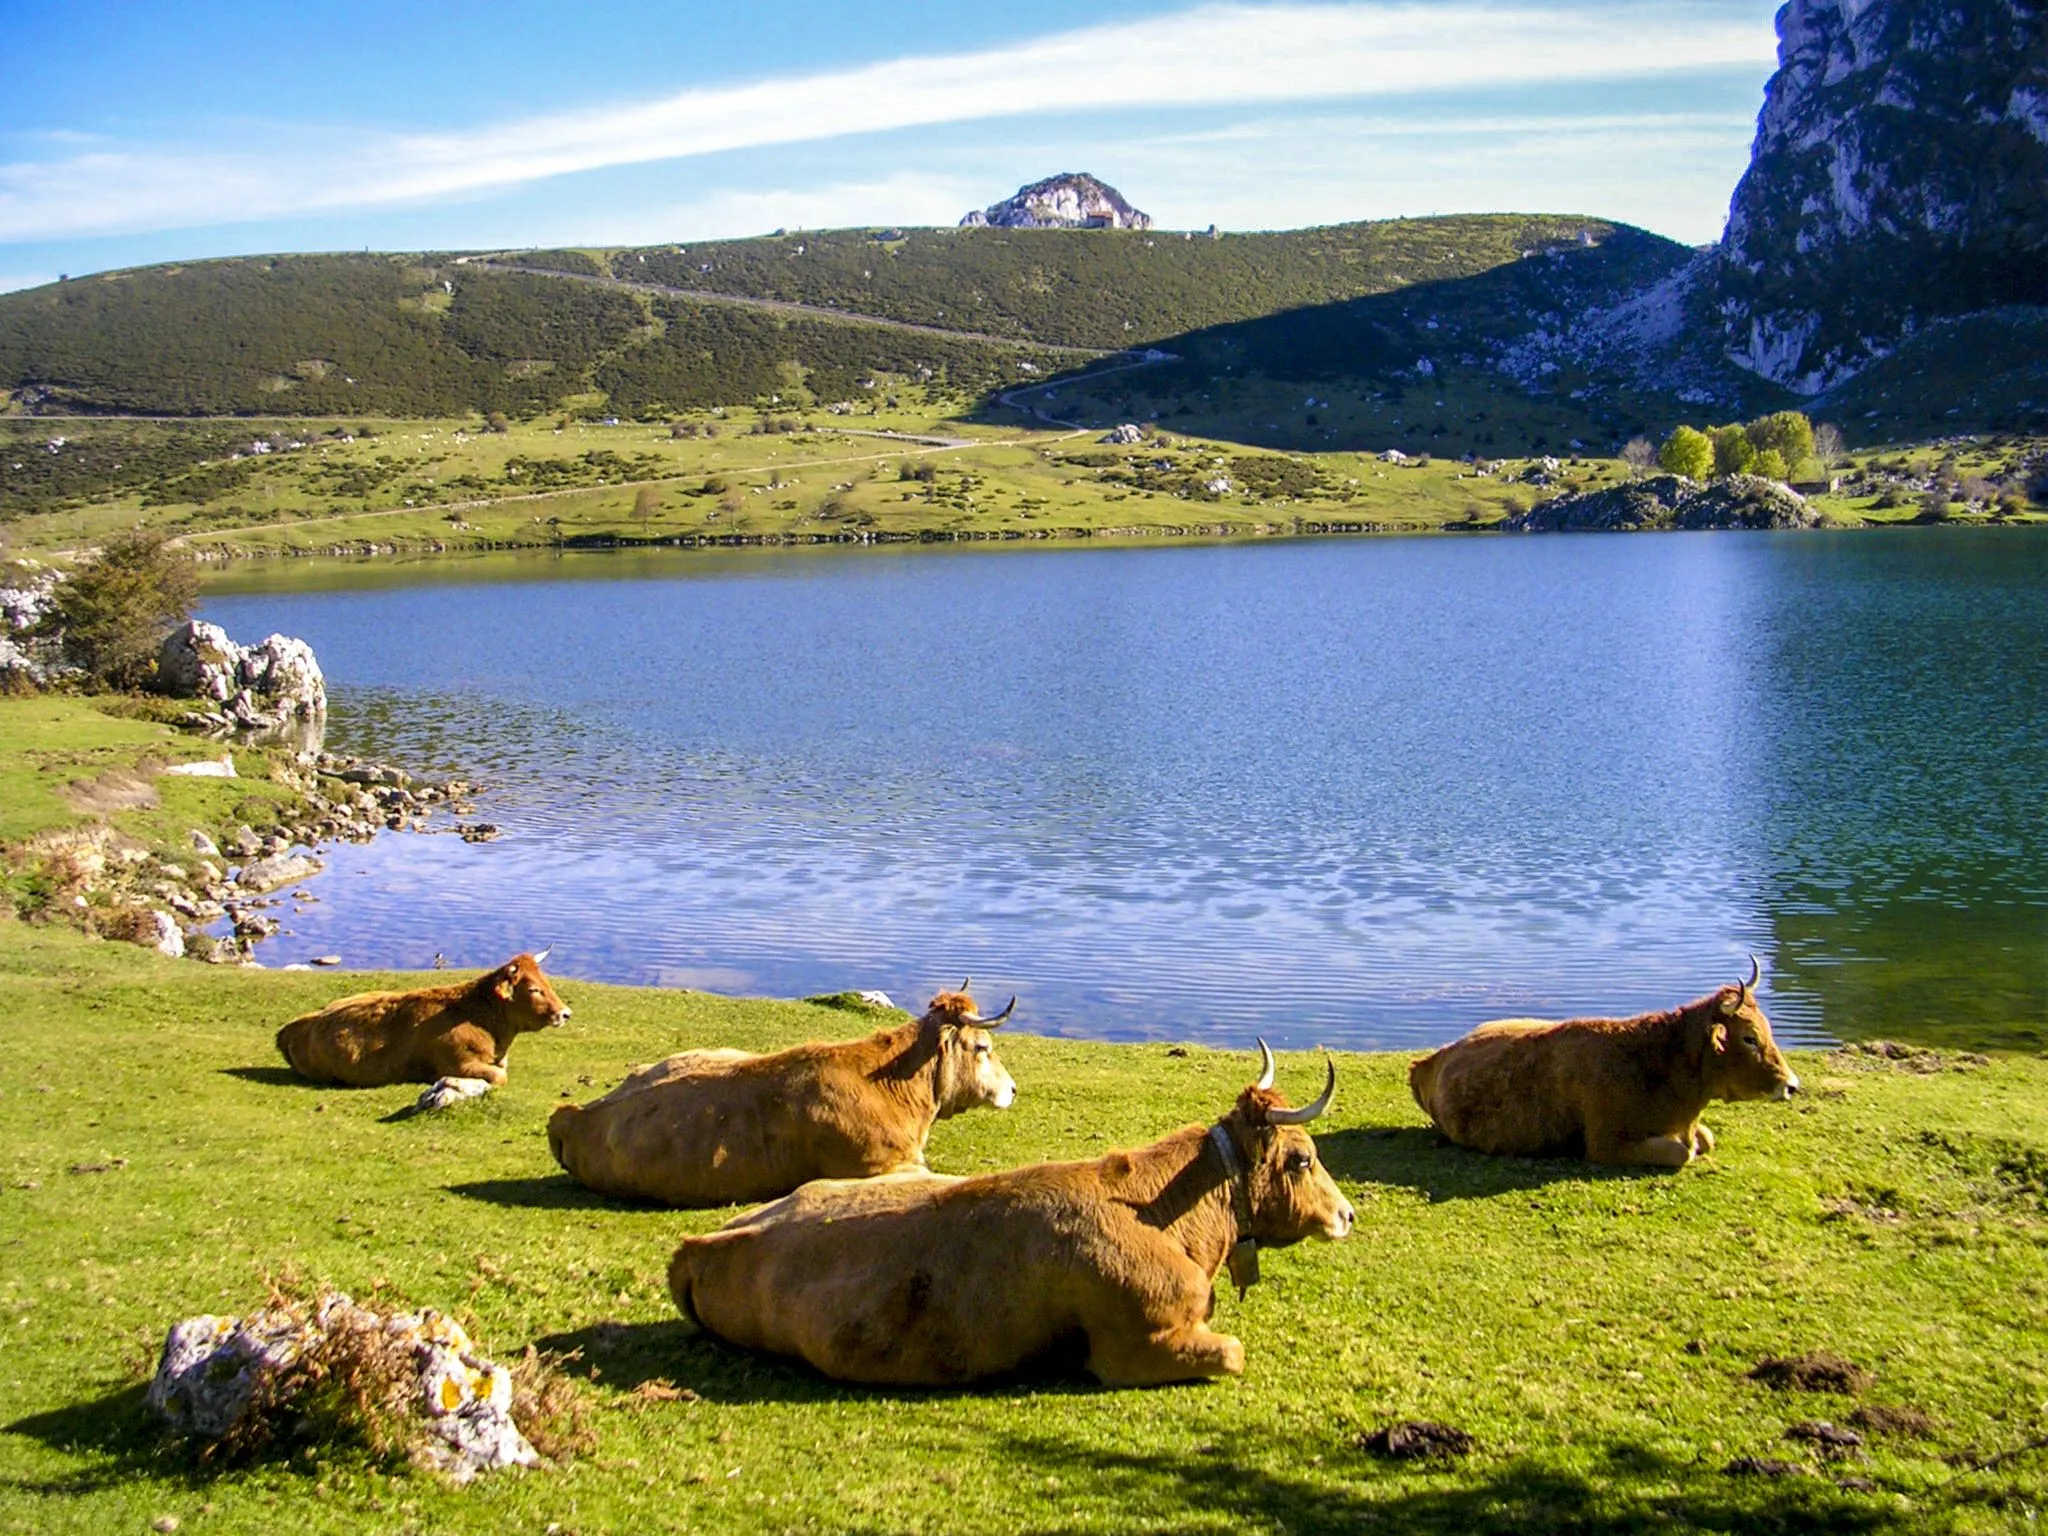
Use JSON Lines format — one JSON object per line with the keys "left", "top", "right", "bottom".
{"left": 0, "top": 217, "right": 1666, "bottom": 428}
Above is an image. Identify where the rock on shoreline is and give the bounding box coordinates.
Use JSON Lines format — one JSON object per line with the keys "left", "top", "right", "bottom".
{"left": 1504, "top": 474, "right": 1822, "bottom": 532}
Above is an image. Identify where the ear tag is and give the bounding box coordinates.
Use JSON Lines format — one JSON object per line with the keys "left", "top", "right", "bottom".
{"left": 1227, "top": 1239, "right": 1260, "bottom": 1301}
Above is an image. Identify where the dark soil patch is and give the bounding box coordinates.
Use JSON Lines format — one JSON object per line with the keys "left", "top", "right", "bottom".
{"left": 1749, "top": 1352, "right": 1874, "bottom": 1394}
{"left": 1360, "top": 1421, "right": 1475, "bottom": 1461}
{"left": 1785, "top": 1420, "right": 1865, "bottom": 1459}
{"left": 1725, "top": 1456, "right": 1807, "bottom": 1478}
{"left": 1848, "top": 1403, "right": 1938, "bottom": 1439}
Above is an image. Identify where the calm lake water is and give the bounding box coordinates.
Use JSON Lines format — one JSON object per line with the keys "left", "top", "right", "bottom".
{"left": 200, "top": 532, "right": 2048, "bottom": 1053}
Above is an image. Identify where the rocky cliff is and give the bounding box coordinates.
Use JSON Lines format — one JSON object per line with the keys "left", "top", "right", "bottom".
{"left": 1719, "top": 0, "right": 2048, "bottom": 392}
{"left": 961, "top": 174, "right": 1152, "bottom": 230}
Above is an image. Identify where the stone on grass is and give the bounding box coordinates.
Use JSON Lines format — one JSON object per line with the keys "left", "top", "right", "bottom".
{"left": 147, "top": 1291, "right": 537, "bottom": 1483}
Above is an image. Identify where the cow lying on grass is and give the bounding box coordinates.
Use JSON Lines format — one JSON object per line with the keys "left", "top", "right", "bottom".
{"left": 548, "top": 986, "right": 1017, "bottom": 1207}
{"left": 1407, "top": 958, "right": 1799, "bottom": 1168}
{"left": 667, "top": 1041, "right": 1353, "bottom": 1386}
{"left": 275, "top": 951, "right": 569, "bottom": 1105}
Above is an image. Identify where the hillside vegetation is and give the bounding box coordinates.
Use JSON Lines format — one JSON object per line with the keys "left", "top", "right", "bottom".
{"left": 602, "top": 215, "right": 1632, "bottom": 351}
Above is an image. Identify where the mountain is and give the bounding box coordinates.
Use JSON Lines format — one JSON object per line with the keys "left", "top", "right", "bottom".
{"left": 960, "top": 174, "right": 1152, "bottom": 230}
{"left": 1717, "top": 0, "right": 2048, "bottom": 392}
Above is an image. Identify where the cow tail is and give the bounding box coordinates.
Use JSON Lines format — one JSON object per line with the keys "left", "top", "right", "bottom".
{"left": 545, "top": 1104, "right": 579, "bottom": 1175}
{"left": 1407, "top": 1051, "right": 1441, "bottom": 1120}
{"left": 667, "top": 1241, "right": 703, "bottom": 1327}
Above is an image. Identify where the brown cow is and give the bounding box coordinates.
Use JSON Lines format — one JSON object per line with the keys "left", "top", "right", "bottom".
{"left": 666, "top": 1041, "right": 1354, "bottom": 1386}
{"left": 547, "top": 986, "right": 1017, "bottom": 1207}
{"left": 274, "top": 951, "right": 569, "bottom": 1097}
{"left": 1407, "top": 958, "right": 1799, "bottom": 1168}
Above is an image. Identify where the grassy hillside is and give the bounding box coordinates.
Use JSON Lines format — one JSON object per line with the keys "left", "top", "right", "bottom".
{"left": 0, "top": 255, "right": 1062, "bottom": 423}
{"left": 599, "top": 214, "right": 1639, "bottom": 351}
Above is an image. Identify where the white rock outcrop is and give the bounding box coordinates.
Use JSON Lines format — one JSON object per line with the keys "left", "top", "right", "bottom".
{"left": 157, "top": 621, "right": 326, "bottom": 729}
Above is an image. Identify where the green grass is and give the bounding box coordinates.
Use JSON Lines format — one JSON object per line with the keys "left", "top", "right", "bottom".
{"left": 0, "top": 913, "right": 2045, "bottom": 1533}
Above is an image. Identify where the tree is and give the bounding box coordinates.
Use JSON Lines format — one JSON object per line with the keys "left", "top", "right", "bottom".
{"left": 47, "top": 530, "right": 197, "bottom": 688}
{"left": 1710, "top": 425, "right": 1757, "bottom": 478}
{"left": 1745, "top": 410, "right": 1815, "bottom": 472}
{"left": 1620, "top": 437, "right": 1657, "bottom": 476}
{"left": 1753, "top": 448, "right": 1790, "bottom": 481}
{"left": 1657, "top": 426, "right": 1713, "bottom": 480}
{"left": 1812, "top": 422, "right": 1847, "bottom": 469}
{"left": 632, "top": 486, "right": 660, "bottom": 527}
{"left": 485, "top": 411, "right": 511, "bottom": 434}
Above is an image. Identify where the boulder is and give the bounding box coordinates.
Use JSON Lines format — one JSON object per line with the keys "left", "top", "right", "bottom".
{"left": 157, "top": 622, "right": 325, "bottom": 729}
{"left": 237, "top": 852, "right": 323, "bottom": 895}
{"left": 147, "top": 1291, "right": 538, "bottom": 1482}
{"left": 1504, "top": 474, "right": 1821, "bottom": 532}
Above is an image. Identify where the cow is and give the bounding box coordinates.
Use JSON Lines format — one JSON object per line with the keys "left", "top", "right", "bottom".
{"left": 274, "top": 951, "right": 570, "bottom": 1101}
{"left": 666, "top": 1041, "right": 1354, "bottom": 1386}
{"left": 547, "top": 985, "right": 1018, "bottom": 1207}
{"left": 1406, "top": 958, "right": 1799, "bottom": 1168}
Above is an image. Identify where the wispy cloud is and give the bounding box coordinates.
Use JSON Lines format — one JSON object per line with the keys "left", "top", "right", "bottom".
{"left": 0, "top": 2, "right": 1773, "bottom": 242}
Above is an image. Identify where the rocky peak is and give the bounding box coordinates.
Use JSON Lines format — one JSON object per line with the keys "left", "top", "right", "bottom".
{"left": 961, "top": 174, "right": 1152, "bottom": 231}
{"left": 1717, "top": 0, "right": 2048, "bottom": 392}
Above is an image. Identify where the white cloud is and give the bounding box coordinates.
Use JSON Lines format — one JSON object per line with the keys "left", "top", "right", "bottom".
{"left": 0, "top": 2, "right": 1774, "bottom": 241}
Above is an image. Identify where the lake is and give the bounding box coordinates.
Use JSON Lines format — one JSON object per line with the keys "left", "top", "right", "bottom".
{"left": 200, "top": 531, "right": 2048, "bottom": 1053}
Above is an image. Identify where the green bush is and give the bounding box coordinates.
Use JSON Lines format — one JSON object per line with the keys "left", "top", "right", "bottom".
{"left": 1658, "top": 425, "right": 1714, "bottom": 480}
{"left": 46, "top": 529, "right": 197, "bottom": 687}
{"left": 1709, "top": 424, "right": 1757, "bottom": 478}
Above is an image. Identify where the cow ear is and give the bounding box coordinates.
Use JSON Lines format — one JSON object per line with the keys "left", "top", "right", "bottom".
{"left": 493, "top": 978, "right": 515, "bottom": 1001}
{"left": 1710, "top": 1022, "right": 1728, "bottom": 1055}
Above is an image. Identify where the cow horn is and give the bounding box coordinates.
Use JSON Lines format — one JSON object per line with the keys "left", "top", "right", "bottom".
{"left": 1268, "top": 1055, "right": 1337, "bottom": 1126}
{"left": 960, "top": 977, "right": 971, "bottom": 993}
{"left": 1254, "top": 1038, "right": 1276, "bottom": 1092}
{"left": 1740, "top": 954, "right": 1759, "bottom": 995}
{"left": 964, "top": 996, "right": 1016, "bottom": 1027}
{"left": 532, "top": 947, "right": 552, "bottom": 966}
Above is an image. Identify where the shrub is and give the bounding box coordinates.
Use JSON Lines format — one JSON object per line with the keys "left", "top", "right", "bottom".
{"left": 1657, "top": 425, "right": 1713, "bottom": 480}
{"left": 485, "top": 412, "right": 510, "bottom": 434}
{"left": 1620, "top": 437, "right": 1657, "bottom": 474}
{"left": 1709, "top": 424, "right": 1757, "bottom": 478}
{"left": 1753, "top": 448, "right": 1789, "bottom": 481}
{"left": 47, "top": 530, "right": 197, "bottom": 688}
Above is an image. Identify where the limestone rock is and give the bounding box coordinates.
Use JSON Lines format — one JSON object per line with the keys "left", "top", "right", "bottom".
{"left": 1504, "top": 474, "right": 1821, "bottom": 532}
{"left": 963, "top": 173, "right": 1152, "bottom": 230}
{"left": 157, "top": 621, "right": 326, "bottom": 729}
{"left": 237, "top": 852, "right": 323, "bottom": 895}
{"left": 147, "top": 1292, "right": 537, "bottom": 1482}
{"left": 1718, "top": 0, "right": 2048, "bottom": 390}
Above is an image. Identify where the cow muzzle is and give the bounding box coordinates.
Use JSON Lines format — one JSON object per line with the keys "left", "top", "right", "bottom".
{"left": 1324, "top": 1198, "right": 1356, "bottom": 1240}
{"left": 1772, "top": 1069, "right": 1799, "bottom": 1101}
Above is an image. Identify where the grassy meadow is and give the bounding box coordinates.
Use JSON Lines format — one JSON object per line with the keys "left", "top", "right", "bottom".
{"left": 6, "top": 405, "right": 2043, "bottom": 565}
{"left": 2, "top": 698, "right": 2047, "bottom": 1534}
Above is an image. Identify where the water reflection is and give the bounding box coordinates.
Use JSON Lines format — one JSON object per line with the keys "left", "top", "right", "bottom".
{"left": 200, "top": 532, "right": 2048, "bottom": 1052}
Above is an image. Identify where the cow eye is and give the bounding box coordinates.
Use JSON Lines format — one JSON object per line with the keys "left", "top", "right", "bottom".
{"left": 973, "top": 1042, "right": 989, "bottom": 1055}
{"left": 1284, "top": 1151, "right": 1311, "bottom": 1174}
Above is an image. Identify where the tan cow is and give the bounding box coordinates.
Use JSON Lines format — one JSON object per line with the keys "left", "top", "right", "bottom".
{"left": 547, "top": 986, "right": 1017, "bottom": 1207}
{"left": 666, "top": 1042, "right": 1354, "bottom": 1386}
{"left": 274, "top": 951, "right": 569, "bottom": 1099}
{"left": 1407, "top": 958, "right": 1799, "bottom": 1168}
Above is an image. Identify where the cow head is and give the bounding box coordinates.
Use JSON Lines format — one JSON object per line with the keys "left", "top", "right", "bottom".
{"left": 1700, "top": 956, "right": 1797, "bottom": 1102}
{"left": 487, "top": 950, "right": 572, "bottom": 1032}
{"left": 923, "top": 984, "right": 1017, "bottom": 1116}
{"left": 1219, "top": 1041, "right": 1354, "bottom": 1246}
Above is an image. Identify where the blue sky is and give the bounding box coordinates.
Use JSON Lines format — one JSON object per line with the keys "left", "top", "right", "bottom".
{"left": 0, "top": 1, "right": 1783, "bottom": 292}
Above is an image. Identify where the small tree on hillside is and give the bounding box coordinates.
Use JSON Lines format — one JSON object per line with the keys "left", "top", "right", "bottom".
{"left": 1620, "top": 437, "right": 1657, "bottom": 476}
{"left": 485, "top": 411, "right": 511, "bottom": 434}
{"left": 1812, "top": 422, "right": 1847, "bottom": 469}
{"left": 1710, "top": 425, "right": 1758, "bottom": 478}
{"left": 47, "top": 530, "right": 198, "bottom": 688}
{"left": 1658, "top": 426, "right": 1714, "bottom": 480}
{"left": 632, "top": 485, "right": 660, "bottom": 530}
{"left": 1753, "top": 448, "right": 1790, "bottom": 481}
